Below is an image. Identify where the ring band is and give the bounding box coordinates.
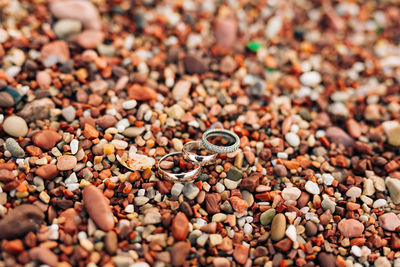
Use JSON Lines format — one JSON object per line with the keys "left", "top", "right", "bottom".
{"left": 157, "top": 152, "right": 202, "bottom": 182}
{"left": 201, "top": 129, "right": 240, "bottom": 154}
{"left": 183, "top": 141, "right": 218, "bottom": 166}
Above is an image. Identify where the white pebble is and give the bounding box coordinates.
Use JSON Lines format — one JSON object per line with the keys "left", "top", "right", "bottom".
{"left": 299, "top": 71, "right": 321, "bottom": 87}
{"left": 305, "top": 181, "right": 320, "bottom": 195}
{"left": 243, "top": 223, "right": 253, "bottom": 235}
{"left": 282, "top": 187, "right": 301, "bottom": 201}
{"left": 122, "top": 100, "right": 137, "bottom": 110}
{"left": 285, "top": 132, "right": 300, "bottom": 147}
{"left": 373, "top": 199, "right": 387, "bottom": 209}
{"left": 285, "top": 224, "right": 297, "bottom": 242}
{"left": 124, "top": 204, "right": 134, "bottom": 213}
{"left": 70, "top": 139, "right": 79, "bottom": 155}
{"left": 171, "top": 183, "right": 184, "bottom": 196}
{"left": 346, "top": 186, "right": 362, "bottom": 198}
{"left": 322, "top": 173, "right": 334, "bottom": 186}
{"left": 351, "top": 245, "right": 362, "bottom": 257}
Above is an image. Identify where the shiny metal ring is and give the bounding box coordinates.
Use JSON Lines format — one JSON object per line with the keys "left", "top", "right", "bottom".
{"left": 183, "top": 141, "right": 218, "bottom": 166}
{"left": 201, "top": 129, "right": 240, "bottom": 154}
{"left": 157, "top": 152, "right": 202, "bottom": 182}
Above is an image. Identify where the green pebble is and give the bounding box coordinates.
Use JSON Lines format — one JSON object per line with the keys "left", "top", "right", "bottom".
{"left": 247, "top": 41, "right": 261, "bottom": 51}
{"left": 226, "top": 166, "right": 243, "bottom": 181}
{"left": 260, "top": 208, "right": 276, "bottom": 226}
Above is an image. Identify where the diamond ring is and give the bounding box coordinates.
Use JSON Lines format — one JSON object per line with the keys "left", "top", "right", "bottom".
{"left": 201, "top": 129, "right": 240, "bottom": 154}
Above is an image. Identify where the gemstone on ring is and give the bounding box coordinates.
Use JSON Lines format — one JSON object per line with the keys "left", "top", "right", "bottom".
{"left": 201, "top": 129, "right": 240, "bottom": 154}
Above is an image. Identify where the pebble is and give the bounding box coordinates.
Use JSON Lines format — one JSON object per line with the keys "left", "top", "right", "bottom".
{"left": 33, "top": 130, "right": 62, "bottom": 151}
{"left": 90, "top": 80, "right": 109, "bottom": 95}
{"left": 233, "top": 244, "right": 249, "bottom": 265}
{"left": 172, "top": 80, "right": 191, "bottom": 100}
{"left": 299, "top": 71, "right": 322, "bottom": 87}
{"left": 260, "top": 209, "right": 276, "bottom": 226}
{"left": 379, "top": 213, "right": 400, "bottom": 231}
{"left": 220, "top": 56, "right": 237, "bottom": 73}
{"left": 226, "top": 166, "right": 243, "bottom": 181}
{"left": 122, "top": 100, "right": 137, "bottom": 110}
{"left": 388, "top": 126, "right": 400, "bottom": 146}
{"left": 285, "top": 224, "right": 297, "bottom": 242}
{"left": 50, "top": 0, "right": 101, "bottom": 30}
{"left": 338, "top": 219, "right": 364, "bottom": 237}
{"left": 19, "top": 97, "right": 55, "bottom": 122}
{"left": 171, "top": 183, "right": 184, "bottom": 196}
{"left": 375, "top": 257, "right": 392, "bottom": 267}
{"left": 83, "top": 185, "right": 115, "bottom": 231}
{"left": 122, "top": 127, "right": 145, "bottom": 137}
{"left": 171, "top": 212, "right": 189, "bottom": 241}
{"left": 35, "top": 164, "right": 59, "bottom": 180}
{"left": 57, "top": 155, "right": 77, "bottom": 171}
{"left": 182, "top": 183, "right": 200, "bottom": 200}
{"left": 373, "top": 199, "right": 387, "bottom": 209}
{"left": 325, "top": 126, "right": 355, "bottom": 147}
{"left": 29, "top": 247, "right": 58, "bottom": 267}
{"left": 322, "top": 173, "right": 334, "bottom": 186}
{"left": 53, "top": 19, "right": 82, "bottom": 38}
{"left": 128, "top": 84, "right": 158, "bottom": 101}
{"left": 170, "top": 241, "right": 191, "bottom": 266}
{"left": 134, "top": 196, "right": 149, "bottom": 206}
{"left": 76, "top": 30, "right": 104, "bottom": 49}
{"left": 305, "top": 181, "right": 320, "bottom": 195}
{"left": 271, "top": 213, "right": 286, "bottom": 241}
{"left": 40, "top": 40, "right": 70, "bottom": 67}
{"left": 183, "top": 55, "right": 207, "bottom": 74}
{"left": 243, "top": 223, "right": 253, "bottom": 235}
{"left": 209, "top": 234, "right": 223, "bottom": 246}
{"left": 213, "top": 257, "right": 231, "bottom": 267}
{"left": 62, "top": 106, "right": 76, "bottom": 122}
{"left": 0, "top": 204, "right": 44, "bottom": 239}
{"left": 321, "top": 198, "right": 336, "bottom": 213}
{"left": 285, "top": 132, "right": 300, "bottom": 147}
{"left": 305, "top": 221, "right": 318, "bottom": 236}
{"left": 317, "top": 253, "right": 336, "bottom": 267}
{"left": 346, "top": 186, "right": 362, "bottom": 198}
{"left": 214, "top": 17, "right": 237, "bottom": 49}
{"left": 0, "top": 92, "right": 14, "bottom": 107}
{"left": 36, "top": 71, "right": 51, "bottom": 89}
{"left": 3, "top": 116, "right": 28, "bottom": 137}
{"left": 166, "top": 104, "right": 185, "bottom": 120}
{"left": 363, "top": 179, "right": 375, "bottom": 196}
{"left": 5, "top": 138, "right": 25, "bottom": 158}
{"left": 345, "top": 119, "right": 361, "bottom": 138}
{"left": 70, "top": 139, "right": 79, "bottom": 155}
{"left": 274, "top": 164, "right": 288, "bottom": 177}
{"left": 282, "top": 187, "right": 301, "bottom": 201}
{"left": 143, "top": 211, "right": 161, "bottom": 225}
{"left": 212, "top": 213, "right": 227, "bottom": 223}
{"left": 386, "top": 177, "right": 400, "bottom": 204}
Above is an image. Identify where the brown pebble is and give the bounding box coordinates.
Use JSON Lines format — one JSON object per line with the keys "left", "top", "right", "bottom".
{"left": 59, "top": 208, "right": 79, "bottom": 235}
{"left": 105, "top": 231, "right": 118, "bottom": 255}
{"left": 76, "top": 30, "right": 104, "bottom": 49}
{"left": 179, "top": 201, "right": 193, "bottom": 217}
{"left": 29, "top": 247, "right": 58, "bottom": 267}
{"left": 171, "top": 241, "right": 191, "bottom": 267}
{"left": 171, "top": 212, "right": 189, "bottom": 241}
{"left": 338, "top": 219, "right": 364, "bottom": 237}
{"left": 345, "top": 119, "right": 361, "bottom": 138}
{"left": 32, "top": 130, "right": 62, "bottom": 151}
{"left": 297, "top": 192, "right": 310, "bottom": 209}
{"left": 183, "top": 55, "right": 207, "bottom": 74}
{"left": 57, "top": 155, "right": 77, "bottom": 171}
{"left": 128, "top": 84, "right": 158, "bottom": 101}
{"left": 35, "top": 164, "right": 59, "bottom": 180}
{"left": 205, "top": 193, "right": 221, "bottom": 214}
{"left": 274, "top": 238, "right": 292, "bottom": 252}
{"left": 0, "top": 204, "right": 44, "bottom": 239}
{"left": 96, "top": 115, "right": 117, "bottom": 129}
{"left": 83, "top": 185, "right": 115, "bottom": 231}
{"left": 317, "top": 252, "right": 336, "bottom": 267}
{"left": 0, "top": 92, "right": 14, "bottom": 107}
{"left": 40, "top": 40, "right": 70, "bottom": 67}
{"left": 240, "top": 175, "right": 259, "bottom": 192}
{"left": 325, "top": 126, "right": 355, "bottom": 147}
{"left": 214, "top": 17, "right": 237, "bottom": 49}
{"left": 36, "top": 71, "right": 51, "bottom": 89}
{"left": 305, "top": 221, "right": 318, "bottom": 237}
{"left": 233, "top": 244, "right": 249, "bottom": 265}
{"left": 319, "top": 209, "right": 332, "bottom": 226}
{"left": 0, "top": 169, "right": 15, "bottom": 182}
{"left": 274, "top": 164, "right": 288, "bottom": 177}
{"left": 213, "top": 257, "right": 231, "bottom": 267}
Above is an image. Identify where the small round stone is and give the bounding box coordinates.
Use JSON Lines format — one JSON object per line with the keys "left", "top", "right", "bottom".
{"left": 285, "top": 132, "right": 300, "bottom": 147}
{"left": 305, "top": 181, "right": 320, "bottom": 195}
{"left": 2, "top": 116, "right": 28, "bottom": 137}
{"left": 270, "top": 213, "right": 286, "bottom": 241}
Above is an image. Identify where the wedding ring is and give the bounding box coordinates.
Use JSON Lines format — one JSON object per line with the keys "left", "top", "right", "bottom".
{"left": 157, "top": 152, "right": 202, "bottom": 182}
{"left": 202, "top": 129, "right": 240, "bottom": 154}
{"left": 183, "top": 141, "right": 218, "bottom": 166}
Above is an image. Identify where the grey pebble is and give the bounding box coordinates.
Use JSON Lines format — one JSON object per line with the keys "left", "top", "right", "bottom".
{"left": 5, "top": 138, "right": 25, "bottom": 157}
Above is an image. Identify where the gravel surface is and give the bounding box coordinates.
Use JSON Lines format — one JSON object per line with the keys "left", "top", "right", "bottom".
{"left": 1, "top": 0, "right": 400, "bottom": 267}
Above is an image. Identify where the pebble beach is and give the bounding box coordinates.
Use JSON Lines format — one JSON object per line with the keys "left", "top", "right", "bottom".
{"left": 1, "top": 0, "right": 400, "bottom": 267}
